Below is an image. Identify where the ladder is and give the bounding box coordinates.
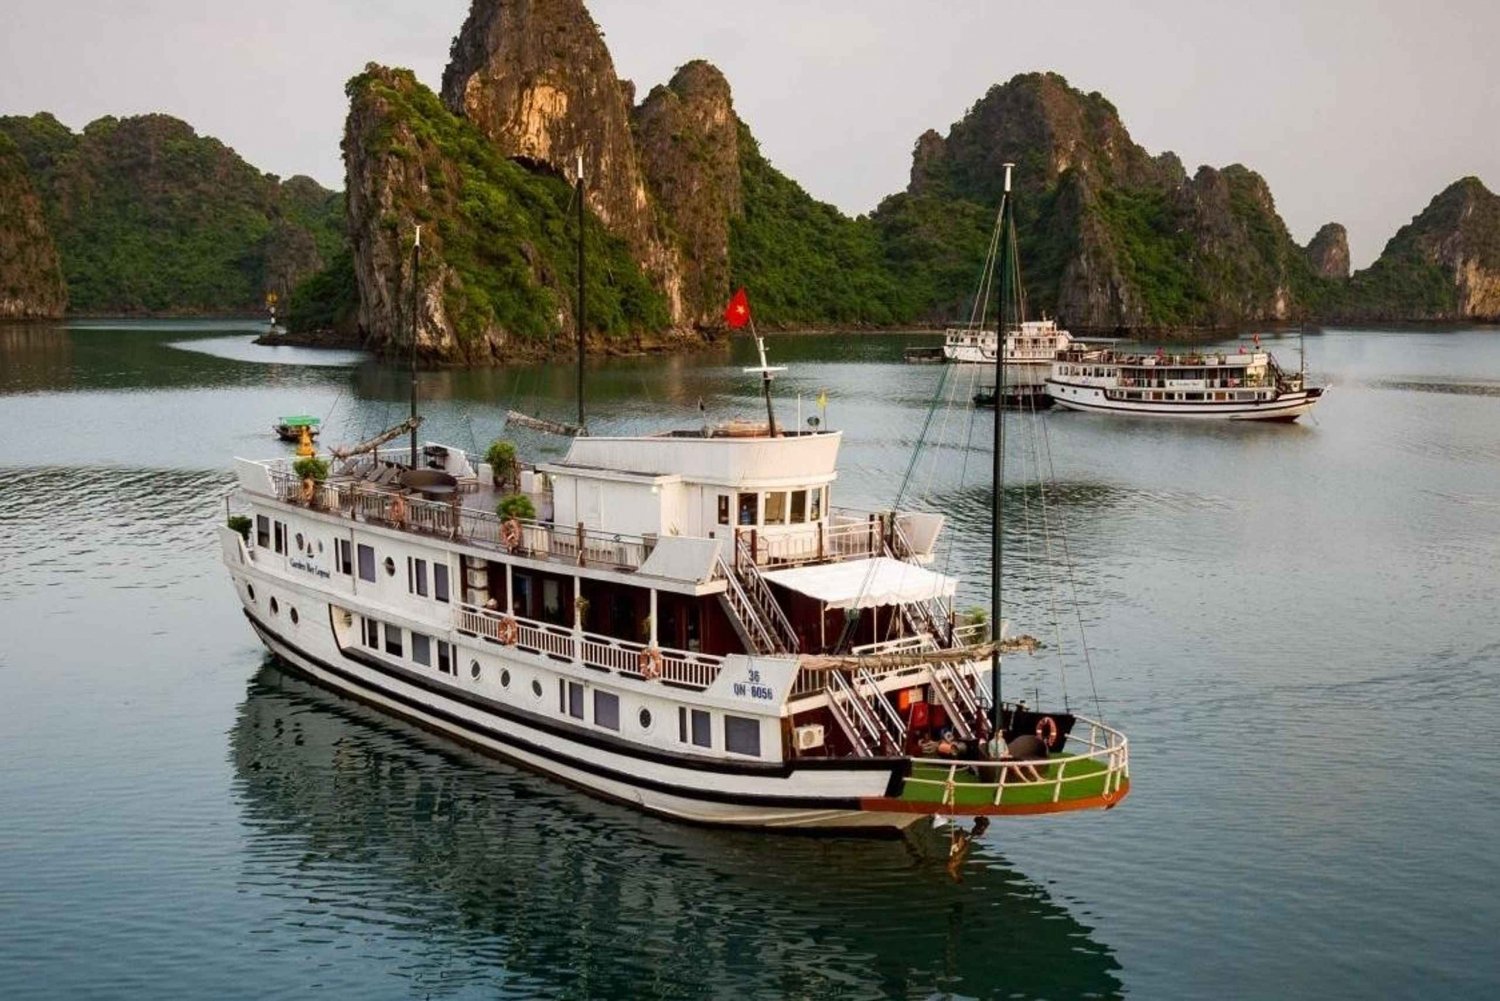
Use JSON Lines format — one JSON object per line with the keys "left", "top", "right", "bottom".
{"left": 826, "top": 670, "right": 900, "bottom": 756}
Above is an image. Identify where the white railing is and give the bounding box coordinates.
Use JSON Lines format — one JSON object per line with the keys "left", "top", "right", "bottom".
{"left": 904, "top": 716, "right": 1130, "bottom": 808}
{"left": 269, "top": 471, "right": 651, "bottom": 573}
{"left": 454, "top": 602, "right": 724, "bottom": 690}
{"left": 732, "top": 537, "right": 800, "bottom": 653}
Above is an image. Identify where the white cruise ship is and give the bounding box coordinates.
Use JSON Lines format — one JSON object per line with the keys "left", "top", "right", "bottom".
{"left": 942, "top": 318, "right": 1075, "bottom": 366}
{"left": 1047, "top": 343, "right": 1327, "bottom": 421}
{"left": 219, "top": 421, "right": 1128, "bottom": 832}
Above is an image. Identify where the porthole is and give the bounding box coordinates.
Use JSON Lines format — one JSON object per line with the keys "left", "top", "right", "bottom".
{"left": 638, "top": 707, "right": 653, "bottom": 730}
{"left": 269, "top": 597, "right": 280, "bottom": 615}
{"left": 501, "top": 669, "right": 512, "bottom": 688}
{"left": 470, "top": 659, "right": 481, "bottom": 680}
{"left": 383, "top": 557, "right": 396, "bottom": 577}
{"left": 289, "top": 607, "right": 299, "bottom": 625}
{"left": 246, "top": 582, "right": 256, "bottom": 602}
{"left": 316, "top": 540, "right": 324, "bottom": 554}
{"left": 531, "top": 679, "right": 543, "bottom": 699}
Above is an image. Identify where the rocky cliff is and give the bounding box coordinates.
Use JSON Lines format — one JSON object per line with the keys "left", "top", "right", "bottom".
{"left": 633, "top": 61, "right": 741, "bottom": 326}
{"left": 0, "top": 112, "right": 339, "bottom": 314}
{"left": 341, "top": 64, "right": 668, "bottom": 361}
{"left": 1336, "top": 177, "right": 1500, "bottom": 321}
{"left": 441, "top": 0, "right": 684, "bottom": 322}
{"left": 0, "top": 133, "right": 66, "bottom": 318}
{"left": 1305, "top": 223, "right": 1350, "bottom": 279}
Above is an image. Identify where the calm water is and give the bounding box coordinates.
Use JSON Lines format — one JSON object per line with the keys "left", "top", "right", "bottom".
{"left": 2, "top": 320, "right": 1498, "bottom": 999}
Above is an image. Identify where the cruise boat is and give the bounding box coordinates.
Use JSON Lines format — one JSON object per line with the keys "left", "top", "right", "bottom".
{"left": 218, "top": 168, "right": 1128, "bottom": 834}
{"left": 1046, "top": 342, "right": 1327, "bottom": 421}
{"left": 942, "top": 317, "right": 1075, "bottom": 366}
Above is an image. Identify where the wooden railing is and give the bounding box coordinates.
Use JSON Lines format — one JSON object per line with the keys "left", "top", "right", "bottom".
{"left": 454, "top": 602, "right": 724, "bottom": 690}
{"left": 268, "top": 470, "right": 650, "bottom": 573}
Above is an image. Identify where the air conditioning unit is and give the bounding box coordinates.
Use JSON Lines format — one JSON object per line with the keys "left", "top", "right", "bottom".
{"left": 794, "top": 724, "right": 825, "bottom": 751}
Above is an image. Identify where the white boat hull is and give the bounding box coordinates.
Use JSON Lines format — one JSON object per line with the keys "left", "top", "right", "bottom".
{"left": 231, "top": 569, "right": 921, "bottom": 833}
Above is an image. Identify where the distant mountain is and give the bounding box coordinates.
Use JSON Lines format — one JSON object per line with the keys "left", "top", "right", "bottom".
{"left": 1329, "top": 177, "right": 1500, "bottom": 322}
{"left": 1, "top": 1, "right": 1495, "bottom": 345}
{"left": 0, "top": 112, "right": 341, "bottom": 315}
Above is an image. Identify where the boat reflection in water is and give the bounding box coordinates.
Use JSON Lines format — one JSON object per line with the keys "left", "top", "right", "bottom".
{"left": 229, "top": 662, "right": 1123, "bottom": 999}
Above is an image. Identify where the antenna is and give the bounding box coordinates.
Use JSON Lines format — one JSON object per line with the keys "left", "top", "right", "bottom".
{"left": 742, "top": 324, "right": 785, "bottom": 436}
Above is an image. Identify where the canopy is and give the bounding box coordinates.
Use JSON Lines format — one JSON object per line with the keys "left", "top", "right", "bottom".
{"left": 761, "top": 556, "right": 956, "bottom": 610}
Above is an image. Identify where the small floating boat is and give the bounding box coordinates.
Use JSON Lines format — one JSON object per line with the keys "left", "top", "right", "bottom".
{"left": 274, "top": 416, "right": 321, "bottom": 442}
{"left": 973, "top": 383, "right": 1054, "bottom": 410}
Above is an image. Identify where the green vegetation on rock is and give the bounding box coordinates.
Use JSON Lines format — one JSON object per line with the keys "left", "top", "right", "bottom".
{"left": 0, "top": 112, "right": 340, "bottom": 315}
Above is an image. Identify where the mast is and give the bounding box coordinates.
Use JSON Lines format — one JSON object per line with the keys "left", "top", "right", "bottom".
{"left": 409, "top": 225, "right": 421, "bottom": 468}
{"left": 991, "top": 163, "right": 1015, "bottom": 732}
{"left": 742, "top": 323, "right": 785, "bottom": 436}
{"left": 576, "top": 154, "right": 586, "bottom": 432}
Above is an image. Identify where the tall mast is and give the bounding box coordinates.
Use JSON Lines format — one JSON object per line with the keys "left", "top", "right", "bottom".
{"left": 990, "top": 163, "right": 1014, "bottom": 732}
{"left": 409, "top": 224, "right": 421, "bottom": 468}
{"left": 576, "top": 154, "right": 586, "bottom": 432}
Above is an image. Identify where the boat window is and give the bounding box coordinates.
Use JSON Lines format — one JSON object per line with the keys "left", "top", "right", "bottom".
{"left": 409, "top": 557, "right": 429, "bottom": 597}
{"left": 717, "top": 495, "right": 730, "bottom": 525}
{"left": 737, "top": 492, "right": 758, "bottom": 526}
{"left": 639, "top": 707, "right": 653, "bottom": 730}
{"left": 594, "top": 690, "right": 620, "bottom": 731}
{"left": 335, "top": 539, "right": 352, "bottom": 576}
{"left": 725, "top": 715, "right": 760, "bottom": 757}
{"left": 383, "top": 623, "right": 402, "bottom": 658}
{"left": 357, "top": 544, "right": 376, "bottom": 582}
{"left": 383, "top": 557, "right": 396, "bottom": 577}
{"left": 765, "top": 491, "right": 787, "bottom": 525}
{"left": 412, "top": 632, "right": 431, "bottom": 666}
{"left": 565, "top": 680, "right": 584, "bottom": 720}
{"left": 810, "top": 487, "right": 823, "bottom": 521}
{"left": 501, "top": 668, "right": 511, "bottom": 688}
{"left": 274, "top": 521, "right": 287, "bottom": 555}
{"left": 513, "top": 573, "right": 533, "bottom": 618}
{"left": 364, "top": 617, "right": 379, "bottom": 649}
{"left": 256, "top": 515, "right": 270, "bottom": 549}
{"left": 470, "top": 660, "right": 481, "bottom": 681}
{"left": 437, "top": 640, "right": 453, "bottom": 675}
{"left": 433, "top": 563, "right": 450, "bottom": 603}
{"left": 294, "top": 532, "right": 305, "bottom": 552}
{"left": 790, "top": 489, "right": 807, "bottom": 523}
{"left": 690, "top": 708, "right": 712, "bottom": 748}
{"left": 269, "top": 597, "right": 279, "bottom": 616}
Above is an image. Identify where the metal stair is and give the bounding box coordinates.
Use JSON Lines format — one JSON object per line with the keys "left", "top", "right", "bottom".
{"left": 826, "top": 670, "right": 900, "bottom": 756}
{"left": 928, "top": 661, "right": 982, "bottom": 741}
{"left": 715, "top": 555, "right": 782, "bottom": 656}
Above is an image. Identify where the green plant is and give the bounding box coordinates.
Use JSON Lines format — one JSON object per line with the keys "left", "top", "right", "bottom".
{"left": 495, "top": 492, "right": 536, "bottom": 521}
{"left": 293, "top": 456, "right": 329, "bottom": 481}
{"left": 227, "top": 514, "right": 252, "bottom": 540}
{"left": 485, "top": 439, "right": 518, "bottom": 488}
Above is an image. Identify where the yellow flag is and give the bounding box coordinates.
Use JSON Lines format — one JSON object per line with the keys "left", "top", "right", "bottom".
{"left": 817, "top": 390, "right": 828, "bottom": 409}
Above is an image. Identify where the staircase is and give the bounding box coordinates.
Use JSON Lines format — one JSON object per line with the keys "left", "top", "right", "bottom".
{"left": 713, "top": 537, "right": 800, "bottom": 657}
{"left": 826, "top": 670, "right": 902, "bottom": 756}
{"left": 928, "top": 661, "right": 984, "bottom": 740}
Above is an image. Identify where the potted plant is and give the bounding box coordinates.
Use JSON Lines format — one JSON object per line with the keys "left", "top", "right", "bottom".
{"left": 485, "top": 439, "right": 518, "bottom": 491}
{"left": 495, "top": 492, "right": 536, "bottom": 521}
{"left": 227, "top": 514, "right": 252, "bottom": 541}
{"left": 292, "top": 456, "right": 329, "bottom": 482}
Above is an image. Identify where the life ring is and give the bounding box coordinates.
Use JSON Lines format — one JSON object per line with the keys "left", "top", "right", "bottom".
{"left": 497, "top": 615, "right": 518, "bottom": 646}
{"left": 1035, "top": 715, "right": 1059, "bottom": 749}
{"left": 501, "top": 517, "right": 523, "bottom": 550}
{"left": 638, "top": 646, "right": 664, "bottom": 680}
{"left": 388, "top": 493, "right": 407, "bottom": 526}
{"left": 298, "top": 477, "right": 317, "bottom": 505}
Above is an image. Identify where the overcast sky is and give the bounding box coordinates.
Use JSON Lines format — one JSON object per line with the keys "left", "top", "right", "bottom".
{"left": 4, "top": 0, "right": 1495, "bottom": 266}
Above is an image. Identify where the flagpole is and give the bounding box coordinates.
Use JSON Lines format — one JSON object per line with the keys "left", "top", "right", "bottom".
{"left": 750, "top": 318, "right": 778, "bottom": 437}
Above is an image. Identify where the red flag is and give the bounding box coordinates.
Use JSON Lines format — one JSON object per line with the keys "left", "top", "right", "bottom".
{"left": 723, "top": 287, "right": 750, "bottom": 329}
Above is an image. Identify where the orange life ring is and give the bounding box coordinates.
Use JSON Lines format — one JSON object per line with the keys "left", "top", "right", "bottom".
{"left": 1035, "top": 715, "right": 1059, "bottom": 749}
{"left": 638, "top": 646, "right": 664, "bottom": 680}
{"left": 298, "top": 478, "right": 317, "bottom": 505}
{"left": 388, "top": 493, "right": 407, "bottom": 526}
{"left": 497, "top": 615, "right": 518, "bottom": 645}
{"left": 501, "top": 517, "right": 523, "bottom": 550}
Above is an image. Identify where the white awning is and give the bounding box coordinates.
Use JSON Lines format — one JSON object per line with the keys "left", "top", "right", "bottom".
{"left": 760, "top": 556, "right": 956, "bottom": 610}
